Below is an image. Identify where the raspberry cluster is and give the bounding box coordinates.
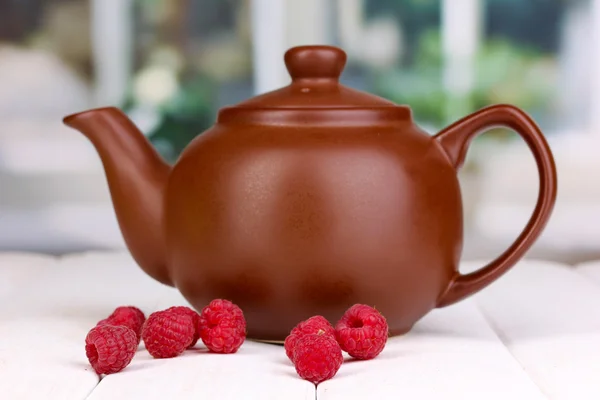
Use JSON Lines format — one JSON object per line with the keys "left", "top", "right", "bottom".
{"left": 284, "top": 304, "right": 389, "bottom": 385}
{"left": 84, "top": 300, "right": 246, "bottom": 375}
{"left": 84, "top": 300, "right": 388, "bottom": 384}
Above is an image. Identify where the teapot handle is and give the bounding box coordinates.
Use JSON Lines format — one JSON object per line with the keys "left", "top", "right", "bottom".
{"left": 434, "top": 104, "right": 557, "bottom": 307}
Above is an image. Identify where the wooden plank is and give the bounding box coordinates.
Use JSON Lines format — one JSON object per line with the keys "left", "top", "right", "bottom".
{"left": 0, "top": 251, "right": 314, "bottom": 399}
{"left": 10, "top": 251, "right": 599, "bottom": 399}
{"left": 87, "top": 340, "right": 314, "bottom": 400}
{"left": 474, "top": 260, "right": 600, "bottom": 399}
{"left": 0, "top": 252, "right": 57, "bottom": 299}
{"left": 575, "top": 260, "right": 600, "bottom": 285}
{"left": 318, "top": 300, "right": 547, "bottom": 400}
{"left": 0, "top": 251, "right": 180, "bottom": 400}
{"left": 0, "top": 252, "right": 99, "bottom": 400}
{"left": 31, "top": 252, "right": 183, "bottom": 319}
{"left": 59, "top": 253, "right": 314, "bottom": 400}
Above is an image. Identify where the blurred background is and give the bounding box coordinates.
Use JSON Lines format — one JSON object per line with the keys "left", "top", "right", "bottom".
{"left": 0, "top": 0, "right": 598, "bottom": 264}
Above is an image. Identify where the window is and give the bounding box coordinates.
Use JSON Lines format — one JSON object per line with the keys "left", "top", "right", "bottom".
{"left": 0, "top": 0, "right": 597, "bottom": 262}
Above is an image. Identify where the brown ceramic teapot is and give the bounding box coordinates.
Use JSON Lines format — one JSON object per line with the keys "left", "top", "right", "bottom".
{"left": 63, "top": 45, "right": 557, "bottom": 342}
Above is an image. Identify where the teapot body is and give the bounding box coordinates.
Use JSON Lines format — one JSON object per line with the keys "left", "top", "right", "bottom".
{"left": 62, "top": 45, "right": 556, "bottom": 342}
{"left": 164, "top": 121, "right": 462, "bottom": 341}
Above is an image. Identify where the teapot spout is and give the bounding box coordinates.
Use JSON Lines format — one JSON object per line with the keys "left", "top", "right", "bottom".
{"left": 63, "top": 107, "right": 173, "bottom": 286}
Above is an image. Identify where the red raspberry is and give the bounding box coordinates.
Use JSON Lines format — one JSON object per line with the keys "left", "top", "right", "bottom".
{"left": 85, "top": 324, "right": 137, "bottom": 375}
{"left": 97, "top": 306, "right": 145, "bottom": 343}
{"left": 198, "top": 299, "right": 246, "bottom": 354}
{"left": 165, "top": 306, "right": 200, "bottom": 348}
{"left": 335, "top": 304, "right": 388, "bottom": 360}
{"left": 293, "top": 333, "right": 343, "bottom": 384}
{"left": 141, "top": 310, "right": 195, "bottom": 358}
{"left": 284, "top": 315, "right": 335, "bottom": 361}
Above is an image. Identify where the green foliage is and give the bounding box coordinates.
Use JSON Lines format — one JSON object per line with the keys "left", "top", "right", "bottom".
{"left": 413, "top": 29, "right": 443, "bottom": 67}
{"left": 373, "top": 28, "right": 557, "bottom": 133}
{"left": 122, "top": 72, "right": 216, "bottom": 162}
{"left": 149, "top": 74, "right": 216, "bottom": 161}
{"left": 160, "top": 74, "right": 215, "bottom": 118}
{"left": 472, "top": 39, "right": 556, "bottom": 112}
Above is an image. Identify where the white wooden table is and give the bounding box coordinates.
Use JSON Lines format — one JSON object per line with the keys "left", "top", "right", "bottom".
{"left": 2, "top": 251, "right": 600, "bottom": 399}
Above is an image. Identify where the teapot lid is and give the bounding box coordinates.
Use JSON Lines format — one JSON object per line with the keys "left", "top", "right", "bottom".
{"left": 217, "top": 45, "right": 411, "bottom": 127}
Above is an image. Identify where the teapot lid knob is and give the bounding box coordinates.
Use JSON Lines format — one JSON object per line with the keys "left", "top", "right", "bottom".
{"left": 284, "top": 45, "right": 347, "bottom": 82}
{"left": 218, "top": 43, "right": 409, "bottom": 123}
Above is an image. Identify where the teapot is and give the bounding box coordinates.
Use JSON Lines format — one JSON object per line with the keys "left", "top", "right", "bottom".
{"left": 63, "top": 45, "right": 557, "bottom": 342}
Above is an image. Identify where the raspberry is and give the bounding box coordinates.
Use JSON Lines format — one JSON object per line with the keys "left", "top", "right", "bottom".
{"left": 198, "top": 299, "right": 246, "bottom": 354}
{"left": 165, "top": 306, "right": 200, "bottom": 348}
{"left": 335, "top": 304, "right": 388, "bottom": 360}
{"left": 97, "top": 306, "right": 145, "bottom": 343}
{"left": 284, "top": 315, "right": 335, "bottom": 361}
{"left": 293, "top": 333, "right": 343, "bottom": 384}
{"left": 85, "top": 324, "right": 137, "bottom": 375}
{"left": 141, "top": 310, "right": 195, "bottom": 358}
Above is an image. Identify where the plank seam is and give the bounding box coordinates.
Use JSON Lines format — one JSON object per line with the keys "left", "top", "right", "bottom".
{"left": 473, "top": 300, "right": 552, "bottom": 400}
